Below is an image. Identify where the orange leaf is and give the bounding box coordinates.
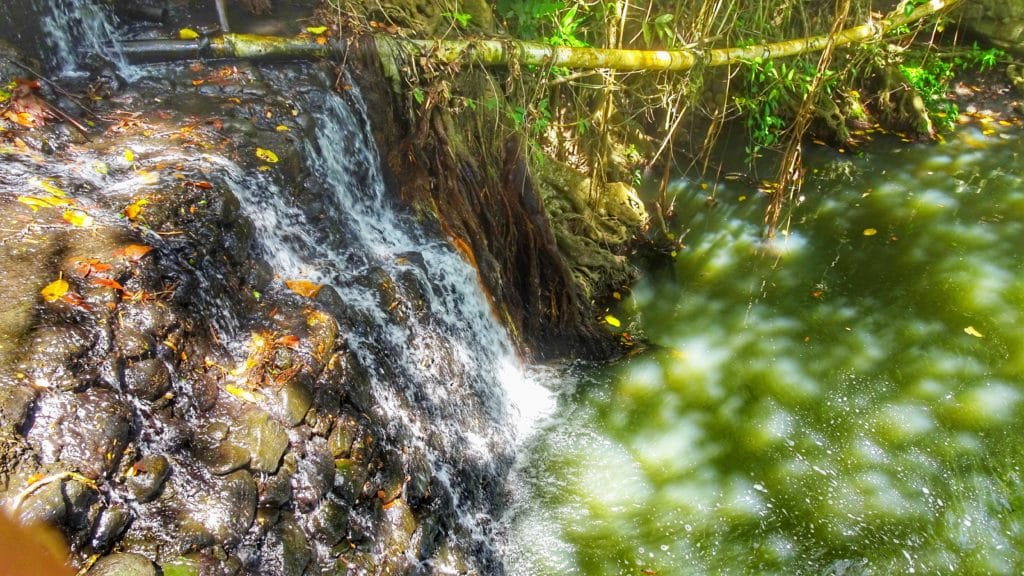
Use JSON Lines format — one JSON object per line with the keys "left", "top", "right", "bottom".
{"left": 285, "top": 279, "right": 322, "bottom": 298}
{"left": 41, "top": 278, "right": 69, "bottom": 302}
{"left": 61, "top": 292, "right": 92, "bottom": 311}
{"left": 72, "top": 258, "right": 112, "bottom": 277}
{"left": 275, "top": 335, "right": 300, "bottom": 347}
{"left": 90, "top": 277, "right": 127, "bottom": 292}
{"left": 116, "top": 244, "right": 153, "bottom": 261}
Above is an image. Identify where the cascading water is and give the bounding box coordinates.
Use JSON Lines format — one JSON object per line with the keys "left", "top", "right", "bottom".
{"left": 33, "top": 0, "right": 136, "bottom": 79}
{"left": 2, "top": 1, "right": 556, "bottom": 573}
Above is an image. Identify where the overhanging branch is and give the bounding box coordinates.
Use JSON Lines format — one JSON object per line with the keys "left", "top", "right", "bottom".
{"left": 120, "top": 0, "right": 963, "bottom": 70}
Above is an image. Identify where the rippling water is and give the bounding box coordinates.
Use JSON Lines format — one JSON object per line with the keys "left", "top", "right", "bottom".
{"left": 507, "top": 124, "right": 1024, "bottom": 575}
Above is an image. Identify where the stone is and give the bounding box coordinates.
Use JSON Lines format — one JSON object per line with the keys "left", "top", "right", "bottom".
{"left": 123, "top": 359, "right": 172, "bottom": 402}
{"left": 29, "top": 389, "right": 133, "bottom": 478}
{"left": 179, "top": 470, "right": 256, "bottom": 547}
{"left": 16, "top": 478, "right": 66, "bottom": 526}
{"left": 309, "top": 496, "right": 349, "bottom": 547}
{"left": 262, "top": 517, "right": 310, "bottom": 576}
{"left": 86, "top": 552, "right": 157, "bottom": 576}
{"left": 235, "top": 409, "right": 289, "bottom": 473}
{"left": 258, "top": 453, "right": 295, "bottom": 508}
{"left": 269, "top": 376, "right": 312, "bottom": 427}
{"left": 327, "top": 414, "right": 360, "bottom": 458}
{"left": 116, "top": 328, "right": 157, "bottom": 360}
{"left": 128, "top": 454, "right": 171, "bottom": 502}
{"left": 91, "top": 505, "right": 131, "bottom": 551}
{"left": 0, "top": 385, "right": 35, "bottom": 433}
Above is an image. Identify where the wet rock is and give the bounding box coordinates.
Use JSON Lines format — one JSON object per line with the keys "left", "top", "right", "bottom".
{"left": 23, "top": 325, "right": 95, "bottom": 389}
{"left": 333, "top": 458, "right": 368, "bottom": 503}
{"left": 16, "top": 477, "right": 66, "bottom": 526}
{"left": 123, "top": 359, "right": 172, "bottom": 402}
{"left": 235, "top": 409, "right": 289, "bottom": 473}
{"left": 309, "top": 496, "right": 349, "bottom": 547}
{"left": 262, "top": 517, "right": 310, "bottom": 576}
{"left": 29, "top": 389, "right": 133, "bottom": 478}
{"left": 381, "top": 499, "right": 418, "bottom": 565}
{"left": 327, "top": 414, "right": 360, "bottom": 458}
{"left": 194, "top": 422, "right": 250, "bottom": 475}
{"left": 258, "top": 453, "right": 295, "bottom": 508}
{"left": 116, "top": 328, "right": 157, "bottom": 360}
{"left": 179, "top": 470, "right": 256, "bottom": 547}
{"left": 269, "top": 377, "right": 312, "bottom": 426}
{"left": 128, "top": 454, "right": 171, "bottom": 502}
{"left": 86, "top": 552, "right": 157, "bottom": 576}
{"left": 291, "top": 438, "right": 334, "bottom": 510}
{"left": 162, "top": 552, "right": 241, "bottom": 576}
{"left": 0, "top": 385, "right": 35, "bottom": 433}
{"left": 91, "top": 505, "right": 131, "bottom": 551}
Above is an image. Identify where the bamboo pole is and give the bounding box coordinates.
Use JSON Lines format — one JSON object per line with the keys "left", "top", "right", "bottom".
{"left": 120, "top": 0, "right": 963, "bottom": 69}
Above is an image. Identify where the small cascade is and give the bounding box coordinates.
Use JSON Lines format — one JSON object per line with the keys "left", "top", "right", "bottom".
{"left": 33, "top": 0, "right": 136, "bottom": 79}
{"left": 223, "top": 70, "right": 550, "bottom": 569}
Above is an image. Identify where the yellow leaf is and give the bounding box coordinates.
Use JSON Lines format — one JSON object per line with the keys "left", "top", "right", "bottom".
{"left": 275, "top": 125, "right": 290, "bottom": 132}
{"left": 604, "top": 315, "right": 621, "bottom": 328}
{"left": 41, "top": 278, "right": 69, "bottom": 302}
{"left": 124, "top": 203, "right": 142, "bottom": 221}
{"left": 225, "top": 384, "right": 264, "bottom": 403}
{"left": 255, "top": 147, "right": 279, "bottom": 163}
{"left": 62, "top": 210, "right": 93, "bottom": 227}
{"left": 862, "top": 228, "right": 878, "bottom": 236}
{"left": 93, "top": 161, "right": 108, "bottom": 175}
{"left": 964, "top": 326, "right": 984, "bottom": 338}
{"left": 306, "top": 26, "right": 328, "bottom": 34}
{"left": 179, "top": 28, "right": 200, "bottom": 40}
{"left": 33, "top": 178, "right": 66, "bottom": 197}
{"left": 124, "top": 148, "right": 135, "bottom": 163}
{"left": 18, "top": 195, "right": 75, "bottom": 211}
{"left": 286, "top": 279, "right": 322, "bottom": 298}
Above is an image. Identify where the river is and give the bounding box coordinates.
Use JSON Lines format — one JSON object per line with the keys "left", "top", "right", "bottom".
{"left": 506, "top": 124, "right": 1024, "bottom": 575}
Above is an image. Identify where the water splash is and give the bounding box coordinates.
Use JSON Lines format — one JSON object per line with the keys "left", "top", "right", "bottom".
{"left": 33, "top": 0, "right": 136, "bottom": 79}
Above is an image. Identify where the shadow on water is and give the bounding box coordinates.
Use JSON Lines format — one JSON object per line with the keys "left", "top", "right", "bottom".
{"left": 507, "top": 127, "right": 1024, "bottom": 575}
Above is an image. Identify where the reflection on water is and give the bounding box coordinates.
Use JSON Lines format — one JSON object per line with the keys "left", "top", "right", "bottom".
{"left": 507, "top": 126, "right": 1024, "bottom": 575}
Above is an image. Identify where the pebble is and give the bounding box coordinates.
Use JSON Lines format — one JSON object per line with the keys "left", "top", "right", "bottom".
{"left": 86, "top": 552, "right": 157, "bottom": 576}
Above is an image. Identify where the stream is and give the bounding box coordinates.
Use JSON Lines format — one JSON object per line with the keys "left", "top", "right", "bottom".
{"left": 3, "top": 1, "right": 1023, "bottom": 575}
{"left": 506, "top": 127, "right": 1024, "bottom": 574}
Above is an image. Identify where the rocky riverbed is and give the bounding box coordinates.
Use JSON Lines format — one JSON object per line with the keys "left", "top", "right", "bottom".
{"left": 0, "top": 33, "right": 498, "bottom": 574}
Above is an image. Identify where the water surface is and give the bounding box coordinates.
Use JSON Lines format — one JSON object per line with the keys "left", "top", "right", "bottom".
{"left": 508, "top": 124, "right": 1024, "bottom": 575}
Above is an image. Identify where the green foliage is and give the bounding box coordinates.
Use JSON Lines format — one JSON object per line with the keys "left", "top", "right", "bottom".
{"left": 900, "top": 58, "right": 956, "bottom": 131}
{"left": 641, "top": 13, "right": 675, "bottom": 48}
{"left": 497, "top": 0, "right": 590, "bottom": 47}
{"left": 442, "top": 10, "right": 472, "bottom": 28}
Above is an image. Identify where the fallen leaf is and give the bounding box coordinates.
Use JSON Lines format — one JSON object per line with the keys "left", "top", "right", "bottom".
{"left": 275, "top": 335, "right": 300, "bottom": 347}
{"left": 61, "top": 292, "right": 91, "bottom": 310}
{"left": 124, "top": 148, "right": 135, "bottom": 163}
{"left": 90, "top": 277, "right": 127, "bottom": 292}
{"left": 73, "top": 258, "right": 112, "bottom": 277}
{"left": 306, "top": 25, "right": 328, "bottom": 34}
{"left": 225, "top": 384, "right": 264, "bottom": 403}
{"left": 41, "top": 278, "right": 69, "bottom": 302}
{"left": 93, "top": 161, "right": 108, "bottom": 175}
{"left": 116, "top": 244, "right": 153, "bottom": 261}
{"left": 964, "top": 326, "right": 984, "bottom": 338}
{"left": 862, "top": 228, "right": 878, "bottom": 236}
{"left": 124, "top": 198, "right": 149, "bottom": 221}
{"left": 179, "top": 28, "right": 200, "bottom": 40}
{"left": 62, "top": 209, "right": 93, "bottom": 227}
{"left": 275, "top": 125, "right": 290, "bottom": 132}
{"left": 255, "top": 147, "right": 279, "bottom": 163}
{"left": 604, "top": 314, "right": 621, "bottom": 328}
{"left": 17, "top": 195, "right": 75, "bottom": 211}
{"left": 33, "top": 178, "right": 66, "bottom": 197}
{"left": 286, "top": 279, "right": 322, "bottom": 298}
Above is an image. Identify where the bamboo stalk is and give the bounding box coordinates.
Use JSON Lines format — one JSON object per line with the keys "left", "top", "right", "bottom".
{"left": 120, "top": 0, "right": 962, "bottom": 69}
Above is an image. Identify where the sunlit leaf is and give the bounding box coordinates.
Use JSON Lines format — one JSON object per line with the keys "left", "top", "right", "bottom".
{"left": 116, "top": 244, "right": 153, "bottom": 261}
{"left": 93, "top": 161, "right": 108, "bottom": 175}
{"left": 306, "top": 26, "right": 328, "bottom": 34}
{"left": 179, "top": 28, "right": 200, "bottom": 40}
{"left": 604, "top": 315, "right": 621, "bottom": 328}
{"left": 275, "top": 125, "right": 290, "bottom": 132}
{"left": 275, "top": 335, "right": 300, "bottom": 347}
{"left": 124, "top": 198, "right": 148, "bottom": 221}
{"left": 73, "top": 258, "right": 111, "bottom": 277}
{"left": 17, "top": 195, "right": 75, "bottom": 211}
{"left": 225, "top": 384, "right": 264, "bottom": 403}
{"left": 62, "top": 209, "right": 93, "bottom": 227}
{"left": 90, "top": 277, "right": 127, "bottom": 292}
{"left": 124, "top": 148, "right": 135, "bottom": 163}
{"left": 286, "top": 279, "right": 322, "bottom": 298}
{"left": 61, "top": 292, "right": 91, "bottom": 310}
{"left": 255, "top": 147, "right": 279, "bottom": 163}
{"left": 862, "top": 228, "right": 878, "bottom": 236}
{"left": 964, "top": 326, "right": 984, "bottom": 338}
{"left": 41, "top": 278, "right": 69, "bottom": 302}
{"left": 33, "top": 178, "right": 66, "bottom": 197}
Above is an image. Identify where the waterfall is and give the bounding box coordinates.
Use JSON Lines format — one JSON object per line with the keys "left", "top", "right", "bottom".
{"left": 33, "top": 0, "right": 136, "bottom": 79}
{"left": 221, "top": 70, "right": 555, "bottom": 570}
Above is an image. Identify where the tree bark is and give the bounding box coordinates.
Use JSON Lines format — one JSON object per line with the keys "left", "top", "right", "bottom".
{"left": 121, "top": 0, "right": 962, "bottom": 70}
